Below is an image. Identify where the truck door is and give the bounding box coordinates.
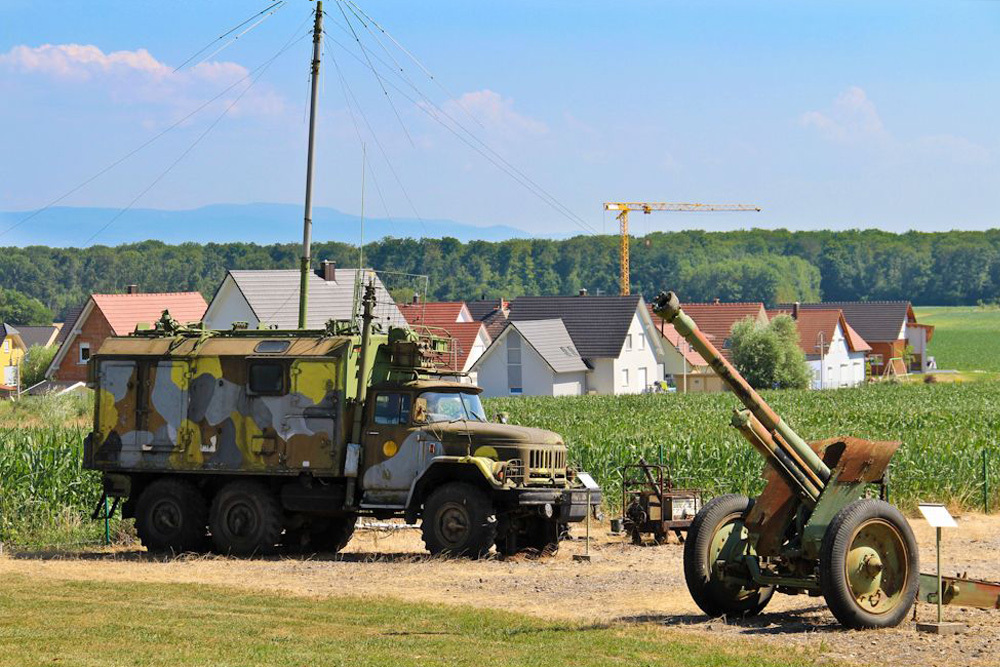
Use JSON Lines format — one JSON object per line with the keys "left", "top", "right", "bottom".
{"left": 289, "top": 359, "right": 341, "bottom": 472}
{"left": 95, "top": 360, "right": 145, "bottom": 464}
{"left": 360, "top": 391, "right": 419, "bottom": 504}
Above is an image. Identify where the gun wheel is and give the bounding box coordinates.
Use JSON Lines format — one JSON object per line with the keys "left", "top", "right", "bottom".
{"left": 683, "top": 494, "right": 773, "bottom": 618}
{"left": 820, "top": 499, "right": 919, "bottom": 629}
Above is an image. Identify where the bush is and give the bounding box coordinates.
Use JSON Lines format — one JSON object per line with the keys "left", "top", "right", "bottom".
{"left": 729, "top": 314, "right": 811, "bottom": 390}
{"left": 20, "top": 345, "right": 58, "bottom": 389}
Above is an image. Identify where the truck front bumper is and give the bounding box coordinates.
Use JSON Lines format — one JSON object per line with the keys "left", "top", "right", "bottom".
{"left": 514, "top": 484, "right": 602, "bottom": 523}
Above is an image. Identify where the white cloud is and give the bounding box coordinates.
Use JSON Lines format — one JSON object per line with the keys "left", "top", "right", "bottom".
{"left": 441, "top": 89, "right": 547, "bottom": 137}
{"left": 800, "top": 86, "right": 886, "bottom": 144}
{"left": 914, "top": 134, "right": 991, "bottom": 166}
{"left": 0, "top": 43, "right": 282, "bottom": 117}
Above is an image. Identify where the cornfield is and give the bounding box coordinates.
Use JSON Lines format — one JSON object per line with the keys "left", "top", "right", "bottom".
{"left": 485, "top": 381, "right": 1000, "bottom": 513}
{"left": 1, "top": 381, "right": 997, "bottom": 548}
{"left": 0, "top": 426, "right": 109, "bottom": 547}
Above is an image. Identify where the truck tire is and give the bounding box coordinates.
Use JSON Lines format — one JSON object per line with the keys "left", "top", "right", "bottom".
{"left": 683, "top": 494, "right": 773, "bottom": 618}
{"left": 210, "top": 481, "right": 283, "bottom": 556}
{"left": 496, "top": 516, "right": 559, "bottom": 558}
{"left": 134, "top": 479, "right": 208, "bottom": 553}
{"left": 819, "top": 499, "right": 919, "bottom": 629}
{"left": 421, "top": 482, "right": 496, "bottom": 558}
{"left": 308, "top": 515, "right": 357, "bottom": 554}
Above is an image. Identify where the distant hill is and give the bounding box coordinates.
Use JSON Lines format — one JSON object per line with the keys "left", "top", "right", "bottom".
{"left": 0, "top": 203, "right": 535, "bottom": 247}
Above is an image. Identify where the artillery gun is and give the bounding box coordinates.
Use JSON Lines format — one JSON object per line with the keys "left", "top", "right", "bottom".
{"left": 653, "top": 291, "right": 919, "bottom": 629}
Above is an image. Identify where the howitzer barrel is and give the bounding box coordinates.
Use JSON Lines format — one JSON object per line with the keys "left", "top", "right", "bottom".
{"left": 652, "top": 291, "right": 831, "bottom": 489}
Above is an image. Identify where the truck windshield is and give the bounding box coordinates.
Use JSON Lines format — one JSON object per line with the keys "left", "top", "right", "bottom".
{"left": 419, "top": 391, "right": 487, "bottom": 423}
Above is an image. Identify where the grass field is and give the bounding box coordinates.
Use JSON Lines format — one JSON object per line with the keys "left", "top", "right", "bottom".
{"left": 915, "top": 305, "right": 1000, "bottom": 372}
{"left": 0, "top": 576, "right": 811, "bottom": 667}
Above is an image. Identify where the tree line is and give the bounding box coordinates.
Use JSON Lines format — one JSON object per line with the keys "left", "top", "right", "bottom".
{"left": 2, "top": 228, "right": 999, "bottom": 322}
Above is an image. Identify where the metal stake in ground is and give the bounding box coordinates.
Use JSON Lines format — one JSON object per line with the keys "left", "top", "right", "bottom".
{"left": 573, "top": 489, "right": 593, "bottom": 562}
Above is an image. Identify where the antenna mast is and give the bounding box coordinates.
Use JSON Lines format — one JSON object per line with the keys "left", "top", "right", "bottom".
{"left": 298, "top": 1, "right": 324, "bottom": 329}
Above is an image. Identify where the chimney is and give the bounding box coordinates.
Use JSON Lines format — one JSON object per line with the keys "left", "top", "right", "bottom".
{"left": 579, "top": 288, "right": 588, "bottom": 297}
{"left": 792, "top": 302, "right": 800, "bottom": 320}
{"left": 126, "top": 284, "right": 139, "bottom": 294}
{"left": 317, "top": 260, "right": 336, "bottom": 282}
{"left": 713, "top": 298, "right": 720, "bottom": 305}
{"left": 412, "top": 293, "right": 420, "bottom": 305}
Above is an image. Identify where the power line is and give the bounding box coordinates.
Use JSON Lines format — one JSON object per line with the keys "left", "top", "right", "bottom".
{"left": 0, "top": 11, "right": 315, "bottom": 242}
{"left": 174, "top": 0, "right": 286, "bottom": 72}
{"left": 331, "top": 2, "right": 414, "bottom": 149}
{"left": 326, "top": 38, "right": 427, "bottom": 235}
{"left": 82, "top": 31, "right": 311, "bottom": 245}
{"left": 342, "top": 0, "right": 485, "bottom": 131}
{"left": 322, "top": 28, "right": 600, "bottom": 236}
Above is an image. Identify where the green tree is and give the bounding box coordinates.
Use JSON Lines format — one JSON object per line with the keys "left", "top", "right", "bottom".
{"left": 19, "top": 344, "right": 58, "bottom": 388}
{"left": 0, "top": 289, "right": 53, "bottom": 325}
{"left": 729, "top": 314, "right": 811, "bottom": 390}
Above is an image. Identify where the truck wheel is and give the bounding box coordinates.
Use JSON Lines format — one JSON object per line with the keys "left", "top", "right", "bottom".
{"left": 496, "top": 517, "right": 559, "bottom": 558}
{"left": 421, "top": 483, "right": 497, "bottom": 558}
{"left": 309, "top": 515, "right": 357, "bottom": 554}
{"left": 210, "top": 481, "right": 283, "bottom": 556}
{"left": 820, "top": 499, "right": 919, "bottom": 629}
{"left": 683, "top": 494, "right": 773, "bottom": 618}
{"left": 134, "top": 479, "right": 208, "bottom": 553}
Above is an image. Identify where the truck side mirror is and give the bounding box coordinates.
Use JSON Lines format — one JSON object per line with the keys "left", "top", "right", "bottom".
{"left": 413, "top": 397, "right": 428, "bottom": 424}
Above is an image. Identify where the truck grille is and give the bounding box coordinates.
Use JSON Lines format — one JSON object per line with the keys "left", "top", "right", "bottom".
{"left": 528, "top": 448, "right": 566, "bottom": 478}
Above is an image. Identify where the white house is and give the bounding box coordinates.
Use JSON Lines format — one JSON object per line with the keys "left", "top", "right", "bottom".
{"left": 471, "top": 294, "right": 667, "bottom": 397}
{"left": 203, "top": 263, "right": 405, "bottom": 330}
{"left": 770, "top": 307, "right": 871, "bottom": 389}
{"left": 474, "top": 319, "right": 588, "bottom": 397}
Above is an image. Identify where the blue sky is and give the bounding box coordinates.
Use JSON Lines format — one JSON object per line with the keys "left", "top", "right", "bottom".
{"left": 1, "top": 0, "right": 998, "bottom": 240}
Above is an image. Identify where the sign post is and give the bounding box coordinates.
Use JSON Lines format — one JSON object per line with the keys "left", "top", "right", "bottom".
{"left": 916, "top": 503, "right": 964, "bottom": 635}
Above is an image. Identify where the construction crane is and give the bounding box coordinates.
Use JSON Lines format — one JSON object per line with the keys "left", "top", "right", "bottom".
{"left": 604, "top": 202, "right": 761, "bottom": 295}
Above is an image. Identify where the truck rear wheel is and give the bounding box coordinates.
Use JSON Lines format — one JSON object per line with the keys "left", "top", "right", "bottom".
{"left": 421, "top": 483, "right": 496, "bottom": 558}
{"left": 306, "top": 515, "right": 357, "bottom": 554}
{"left": 135, "top": 479, "right": 208, "bottom": 553}
{"left": 210, "top": 481, "right": 283, "bottom": 556}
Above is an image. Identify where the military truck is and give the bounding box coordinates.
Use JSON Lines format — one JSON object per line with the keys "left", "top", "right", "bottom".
{"left": 84, "top": 284, "right": 600, "bottom": 557}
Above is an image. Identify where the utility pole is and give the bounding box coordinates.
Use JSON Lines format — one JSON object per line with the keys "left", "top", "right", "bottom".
{"left": 298, "top": 1, "right": 324, "bottom": 329}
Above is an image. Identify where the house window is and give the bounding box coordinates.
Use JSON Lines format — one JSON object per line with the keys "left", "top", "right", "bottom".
{"left": 507, "top": 334, "right": 522, "bottom": 393}
{"left": 625, "top": 334, "right": 633, "bottom": 351}
{"left": 637, "top": 334, "right": 645, "bottom": 351}
{"left": 869, "top": 354, "right": 884, "bottom": 366}
{"left": 621, "top": 368, "right": 629, "bottom": 387}
{"left": 638, "top": 367, "right": 648, "bottom": 389}
{"left": 78, "top": 343, "right": 90, "bottom": 365}
{"left": 2, "top": 340, "right": 8, "bottom": 354}
{"left": 374, "top": 393, "right": 412, "bottom": 425}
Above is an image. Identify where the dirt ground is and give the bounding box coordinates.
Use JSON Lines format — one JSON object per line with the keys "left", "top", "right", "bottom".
{"left": 3, "top": 513, "right": 999, "bottom": 667}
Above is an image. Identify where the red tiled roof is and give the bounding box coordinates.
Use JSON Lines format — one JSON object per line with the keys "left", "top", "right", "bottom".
{"left": 398, "top": 301, "right": 468, "bottom": 326}
{"left": 651, "top": 302, "right": 766, "bottom": 360}
{"left": 650, "top": 319, "right": 708, "bottom": 367}
{"left": 91, "top": 292, "right": 208, "bottom": 335}
{"left": 768, "top": 308, "right": 873, "bottom": 356}
{"left": 843, "top": 321, "right": 872, "bottom": 353}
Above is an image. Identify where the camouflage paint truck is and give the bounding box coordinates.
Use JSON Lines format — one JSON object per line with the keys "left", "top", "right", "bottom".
{"left": 84, "top": 285, "right": 600, "bottom": 557}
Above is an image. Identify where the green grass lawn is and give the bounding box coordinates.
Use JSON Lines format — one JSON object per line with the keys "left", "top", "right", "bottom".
{"left": 915, "top": 305, "right": 1000, "bottom": 372}
{"left": 0, "top": 576, "right": 812, "bottom": 667}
